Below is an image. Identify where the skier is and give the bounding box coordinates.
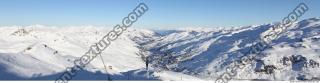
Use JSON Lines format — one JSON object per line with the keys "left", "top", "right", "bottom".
{"left": 146, "top": 57, "right": 149, "bottom": 70}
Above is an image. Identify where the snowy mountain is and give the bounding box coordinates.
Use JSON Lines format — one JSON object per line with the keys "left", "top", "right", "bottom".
{"left": 0, "top": 17, "right": 320, "bottom": 81}
{"left": 142, "top": 17, "right": 320, "bottom": 81}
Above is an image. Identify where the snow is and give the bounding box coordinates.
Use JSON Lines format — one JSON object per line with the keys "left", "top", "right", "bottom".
{"left": 0, "top": 17, "right": 320, "bottom": 81}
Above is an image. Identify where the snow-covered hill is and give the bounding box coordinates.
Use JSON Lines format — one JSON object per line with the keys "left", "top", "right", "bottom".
{"left": 0, "top": 26, "right": 157, "bottom": 80}
{"left": 0, "top": 17, "right": 320, "bottom": 81}
{"left": 143, "top": 17, "right": 320, "bottom": 81}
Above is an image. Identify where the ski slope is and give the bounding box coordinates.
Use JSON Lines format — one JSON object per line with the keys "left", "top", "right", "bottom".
{"left": 0, "top": 17, "right": 320, "bottom": 81}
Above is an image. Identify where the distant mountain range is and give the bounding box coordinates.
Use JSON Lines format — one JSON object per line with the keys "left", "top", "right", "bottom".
{"left": 0, "top": 17, "right": 319, "bottom": 81}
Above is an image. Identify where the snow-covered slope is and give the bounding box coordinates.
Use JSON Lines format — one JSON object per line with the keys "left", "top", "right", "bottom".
{"left": 0, "top": 26, "right": 164, "bottom": 80}
{"left": 0, "top": 17, "right": 319, "bottom": 81}
{"left": 143, "top": 17, "right": 320, "bottom": 81}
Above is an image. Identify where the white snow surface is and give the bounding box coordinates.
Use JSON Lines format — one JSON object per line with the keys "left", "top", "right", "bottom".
{"left": 0, "top": 17, "right": 320, "bottom": 81}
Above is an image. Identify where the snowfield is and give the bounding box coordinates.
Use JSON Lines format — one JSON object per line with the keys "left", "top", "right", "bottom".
{"left": 0, "top": 17, "right": 320, "bottom": 81}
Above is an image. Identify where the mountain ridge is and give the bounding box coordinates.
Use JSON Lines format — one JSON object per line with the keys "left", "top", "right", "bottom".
{"left": 0, "top": 17, "right": 319, "bottom": 81}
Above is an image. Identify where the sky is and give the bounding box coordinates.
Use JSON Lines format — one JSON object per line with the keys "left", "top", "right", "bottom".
{"left": 0, "top": 0, "right": 319, "bottom": 28}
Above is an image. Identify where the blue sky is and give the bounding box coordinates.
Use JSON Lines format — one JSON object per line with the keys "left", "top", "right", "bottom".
{"left": 0, "top": 0, "right": 319, "bottom": 28}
